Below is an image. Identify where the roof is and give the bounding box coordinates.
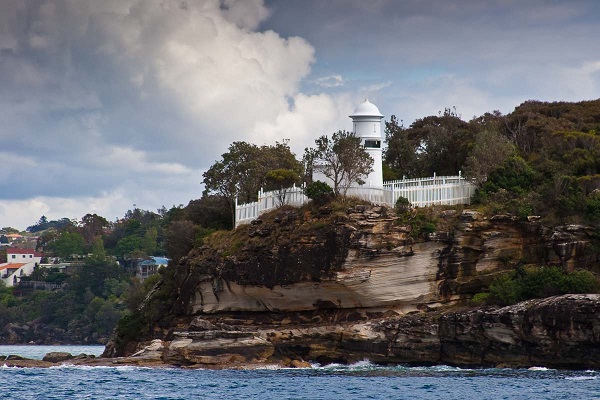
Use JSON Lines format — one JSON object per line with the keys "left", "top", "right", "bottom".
{"left": 139, "top": 256, "right": 169, "bottom": 266}
{"left": 0, "top": 263, "right": 26, "bottom": 271}
{"left": 350, "top": 99, "right": 383, "bottom": 118}
{"left": 6, "top": 248, "right": 42, "bottom": 256}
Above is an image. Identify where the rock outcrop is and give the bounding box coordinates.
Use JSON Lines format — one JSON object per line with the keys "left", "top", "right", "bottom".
{"left": 100, "top": 294, "right": 599, "bottom": 369}
{"left": 106, "top": 204, "right": 600, "bottom": 369}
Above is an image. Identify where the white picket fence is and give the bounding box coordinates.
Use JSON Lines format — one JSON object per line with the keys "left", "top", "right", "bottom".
{"left": 382, "top": 173, "right": 477, "bottom": 207}
{"left": 235, "top": 174, "right": 476, "bottom": 227}
{"left": 235, "top": 184, "right": 308, "bottom": 227}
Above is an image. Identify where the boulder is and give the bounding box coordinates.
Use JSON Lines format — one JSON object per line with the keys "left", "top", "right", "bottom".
{"left": 42, "top": 352, "right": 74, "bottom": 363}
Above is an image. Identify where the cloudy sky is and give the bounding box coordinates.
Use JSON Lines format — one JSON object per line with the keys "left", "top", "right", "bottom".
{"left": 1, "top": 0, "right": 599, "bottom": 230}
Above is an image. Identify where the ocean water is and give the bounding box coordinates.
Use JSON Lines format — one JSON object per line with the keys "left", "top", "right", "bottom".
{"left": 0, "top": 347, "right": 598, "bottom": 399}
{"left": 0, "top": 344, "right": 105, "bottom": 360}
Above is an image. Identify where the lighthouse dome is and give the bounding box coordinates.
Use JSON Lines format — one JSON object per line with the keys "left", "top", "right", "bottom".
{"left": 350, "top": 99, "right": 383, "bottom": 118}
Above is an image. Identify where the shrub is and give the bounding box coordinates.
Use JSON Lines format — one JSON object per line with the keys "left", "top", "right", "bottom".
{"left": 586, "top": 191, "right": 600, "bottom": 222}
{"left": 304, "top": 181, "right": 334, "bottom": 205}
{"left": 489, "top": 272, "right": 521, "bottom": 306}
{"left": 409, "top": 209, "right": 437, "bottom": 239}
{"left": 394, "top": 196, "right": 411, "bottom": 216}
{"left": 481, "top": 155, "right": 535, "bottom": 196}
{"left": 470, "top": 292, "right": 491, "bottom": 306}
{"left": 483, "top": 265, "right": 599, "bottom": 306}
{"left": 114, "top": 312, "right": 145, "bottom": 351}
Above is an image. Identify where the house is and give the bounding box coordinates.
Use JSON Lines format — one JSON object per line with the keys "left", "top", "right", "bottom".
{"left": 135, "top": 256, "right": 169, "bottom": 281}
{"left": 0, "top": 248, "right": 43, "bottom": 287}
{"left": 6, "top": 248, "right": 42, "bottom": 264}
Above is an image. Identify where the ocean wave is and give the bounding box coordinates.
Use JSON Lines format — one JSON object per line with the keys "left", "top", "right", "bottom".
{"left": 527, "top": 366, "right": 554, "bottom": 371}
{"left": 314, "top": 359, "right": 377, "bottom": 371}
{"left": 566, "top": 376, "right": 598, "bottom": 381}
{"left": 47, "top": 364, "right": 155, "bottom": 371}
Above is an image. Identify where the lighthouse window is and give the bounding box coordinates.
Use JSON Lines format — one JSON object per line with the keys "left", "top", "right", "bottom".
{"left": 364, "top": 140, "right": 381, "bottom": 148}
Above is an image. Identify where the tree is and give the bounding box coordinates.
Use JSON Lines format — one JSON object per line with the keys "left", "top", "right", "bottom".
{"left": 310, "top": 130, "right": 373, "bottom": 196}
{"left": 265, "top": 168, "right": 301, "bottom": 206}
{"left": 48, "top": 231, "right": 85, "bottom": 258}
{"left": 115, "top": 235, "right": 143, "bottom": 258}
{"left": 184, "top": 195, "right": 232, "bottom": 230}
{"left": 164, "top": 220, "right": 198, "bottom": 262}
{"left": 27, "top": 216, "right": 73, "bottom": 233}
{"left": 80, "top": 213, "right": 109, "bottom": 245}
{"left": 464, "top": 130, "right": 514, "bottom": 186}
{"left": 385, "top": 108, "right": 477, "bottom": 178}
{"left": 203, "top": 140, "right": 302, "bottom": 226}
{"left": 69, "top": 255, "right": 124, "bottom": 298}
{"left": 142, "top": 227, "right": 158, "bottom": 255}
{"left": 383, "top": 115, "right": 418, "bottom": 179}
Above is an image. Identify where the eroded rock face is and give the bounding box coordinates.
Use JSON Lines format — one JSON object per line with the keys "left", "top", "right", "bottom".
{"left": 439, "top": 294, "right": 600, "bottom": 368}
{"left": 437, "top": 212, "right": 599, "bottom": 301}
{"left": 109, "top": 206, "right": 600, "bottom": 369}
{"left": 193, "top": 240, "right": 442, "bottom": 313}
{"left": 117, "top": 295, "right": 599, "bottom": 369}
{"left": 186, "top": 207, "right": 598, "bottom": 314}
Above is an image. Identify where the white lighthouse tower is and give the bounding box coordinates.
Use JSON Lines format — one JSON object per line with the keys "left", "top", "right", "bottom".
{"left": 350, "top": 99, "right": 384, "bottom": 188}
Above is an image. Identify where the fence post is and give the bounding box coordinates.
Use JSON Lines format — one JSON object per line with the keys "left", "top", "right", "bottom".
{"left": 235, "top": 197, "right": 239, "bottom": 227}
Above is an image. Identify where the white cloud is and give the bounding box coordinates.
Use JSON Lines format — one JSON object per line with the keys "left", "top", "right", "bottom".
{"left": 360, "top": 81, "right": 392, "bottom": 93}
{"left": 220, "top": 0, "right": 271, "bottom": 30}
{"left": 253, "top": 92, "right": 355, "bottom": 155}
{"left": 0, "top": 0, "right": 329, "bottom": 229}
{"left": 316, "top": 75, "right": 344, "bottom": 88}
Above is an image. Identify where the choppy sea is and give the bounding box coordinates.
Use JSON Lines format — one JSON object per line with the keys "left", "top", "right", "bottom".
{"left": 0, "top": 345, "right": 598, "bottom": 399}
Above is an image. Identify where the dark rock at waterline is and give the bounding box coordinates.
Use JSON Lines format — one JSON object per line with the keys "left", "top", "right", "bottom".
{"left": 42, "top": 352, "right": 75, "bottom": 363}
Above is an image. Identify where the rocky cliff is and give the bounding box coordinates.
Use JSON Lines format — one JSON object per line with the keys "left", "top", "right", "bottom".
{"left": 106, "top": 204, "right": 600, "bottom": 369}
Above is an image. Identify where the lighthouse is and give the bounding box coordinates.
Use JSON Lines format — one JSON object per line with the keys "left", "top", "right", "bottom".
{"left": 350, "top": 99, "right": 384, "bottom": 188}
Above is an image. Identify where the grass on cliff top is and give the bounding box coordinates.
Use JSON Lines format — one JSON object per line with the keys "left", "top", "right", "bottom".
{"left": 202, "top": 197, "right": 468, "bottom": 259}
{"left": 200, "top": 197, "right": 374, "bottom": 259}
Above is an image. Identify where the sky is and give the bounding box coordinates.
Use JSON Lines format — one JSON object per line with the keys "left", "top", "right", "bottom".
{"left": 1, "top": 0, "right": 600, "bottom": 230}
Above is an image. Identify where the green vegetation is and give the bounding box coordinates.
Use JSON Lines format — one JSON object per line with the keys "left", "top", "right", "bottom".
{"left": 384, "top": 99, "right": 600, "bottom": 223}
{"left": 202, "top": 140, "right": 302, "bottom": 226}
{"left": 394, "top": 197, "right": 437, "bottom": 238}
{"left": 0, "top": 194, "right": 235, "bottom": 343}
{"left": 0, "top": 255, "right": 129, "bottom": 343}
{"left": 384, "top": 107, "right": 477, "bottom": 178}
{"left": 472, "top": 265, "right": 599, "bottom": 306}
{"left": 307, "top": 130, "right": 374, "bottom": 196}
{"left": 304, "top": 181, "right": 334, "bottom": 205}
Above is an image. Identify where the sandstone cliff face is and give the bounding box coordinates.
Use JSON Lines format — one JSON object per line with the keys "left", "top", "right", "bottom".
{"left": 109, "top": 204, "right": 600, "bottom": 368}
{"left": 119, "top": 294, "right": 600, "bottom": 369}
{"left": 437, "top": 211, "right": 598, "bottom": 301}
{"left": 186, "top": 206, "right": 598, "bottom": 314}
{"left": 184, "top": 205, "right": 445, "bottom": 314}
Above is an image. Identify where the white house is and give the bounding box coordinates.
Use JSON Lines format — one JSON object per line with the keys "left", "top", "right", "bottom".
{"left": 1, "top": 248, "right": 43, "bottom": 287}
